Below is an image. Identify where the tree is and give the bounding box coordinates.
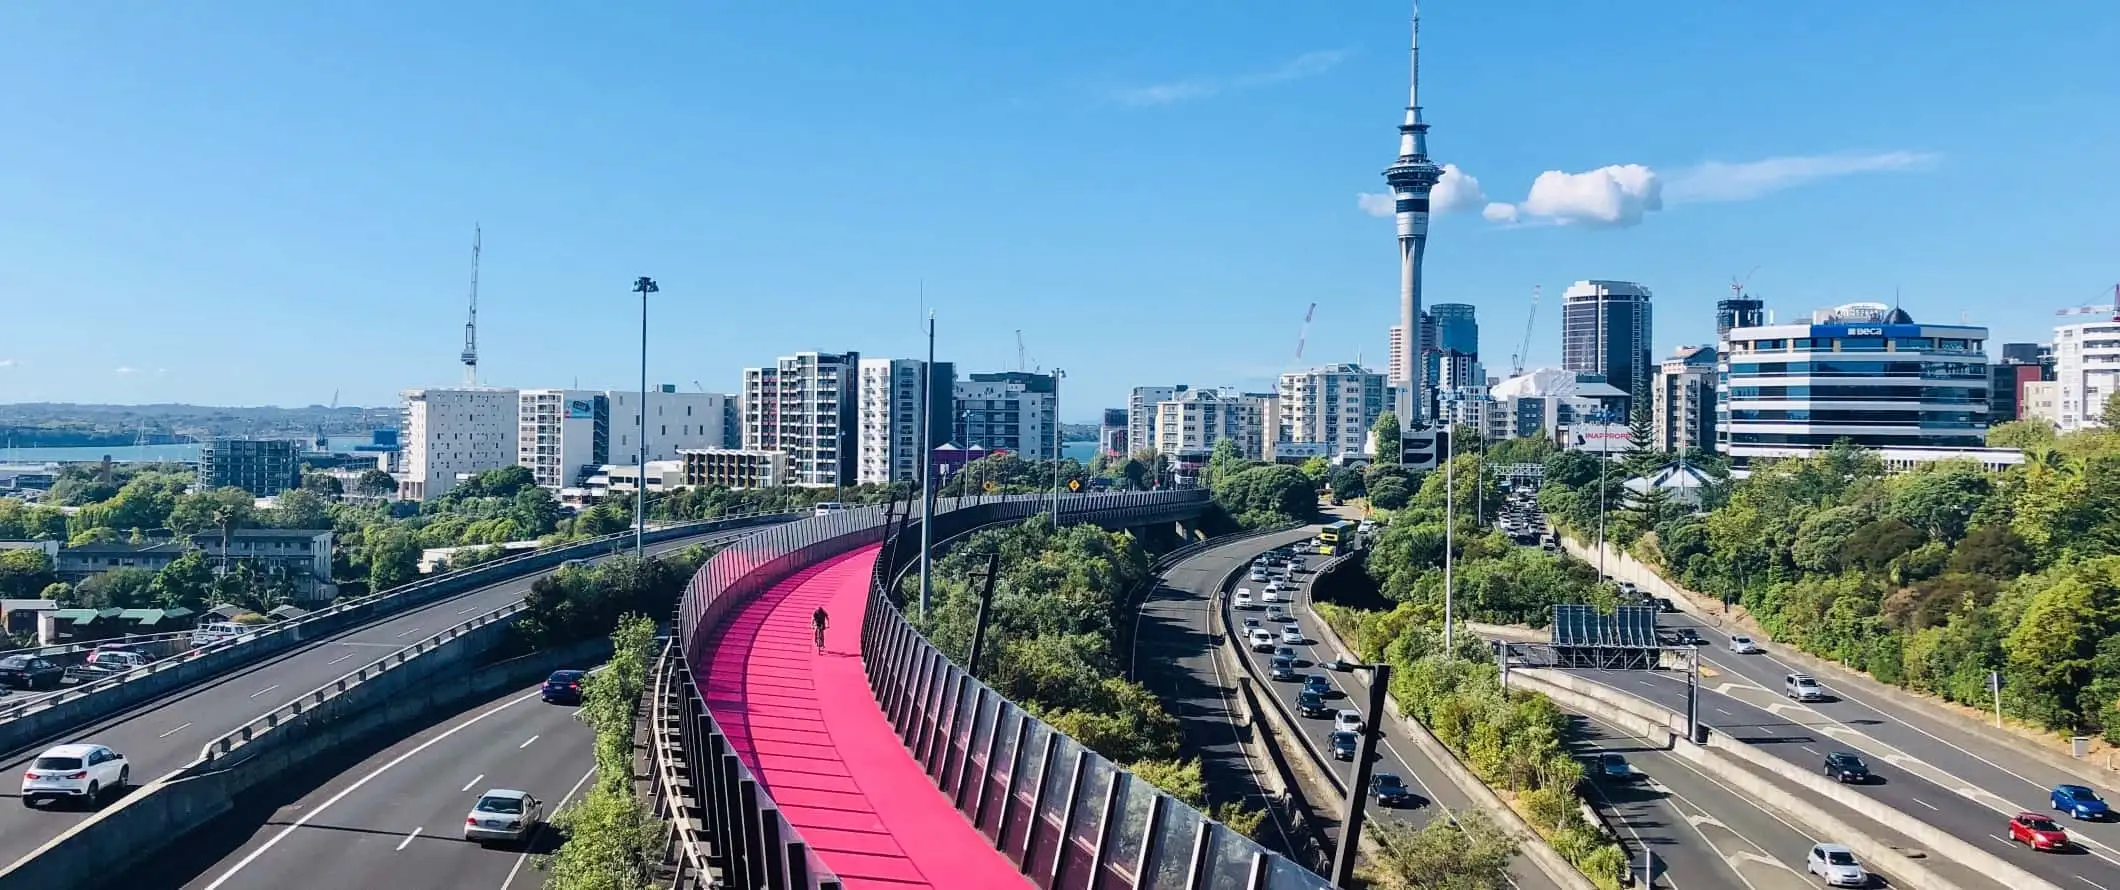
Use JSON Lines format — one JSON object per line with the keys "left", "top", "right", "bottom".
{"left": 1327, "top": 467, "right": 1366, "bottom": 500}
{"left": 1886, "top": 460, "right": 1991, "bottom": 543}
{"left": 365, "top": 528, "right": 422, "bottom": 592}
{"left": 75, "top": 568, "right": 157, "bottom": 609}
{"left": 0, "top": 549, "right": 56, "bottom": 600}
{"left": 1371, "top": 411, "right": 1402, "bottom": 465}
{"left": 1361, "top": 809, "right": 1518, "bottom": 890}
{"left": 1990, "top": 419, "right": 2058, "bottom": 452}
{"left": 2105, "top": 391, "right": 2120, "bottom": 429}
{"left": 149, "top": 550, "right": 216, "bottom": 611}
{"left": 301, "top": 473, "right": 344, "bottom": 498}
{"left": 356, "top": 469, "right": 397, "bottom": 498}
{"left": 170, "top": 487, "right": 257, "bottom": 552}
{"left": 267, "top": 488, "right": 334, "bottom": 530}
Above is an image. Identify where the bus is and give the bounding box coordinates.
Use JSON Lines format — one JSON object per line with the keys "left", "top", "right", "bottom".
{"left": 1317, "top": 520, "right": 1358, "bottom": 555}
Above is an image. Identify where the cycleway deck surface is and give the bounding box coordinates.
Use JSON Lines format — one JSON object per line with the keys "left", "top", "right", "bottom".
{"left": 704, "top": 544, "right": 1030, "bottom": 889}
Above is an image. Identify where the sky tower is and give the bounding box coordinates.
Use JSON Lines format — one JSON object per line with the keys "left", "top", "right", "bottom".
{"left": 1384, "top": 6, "right": 1442, "bottom": 426}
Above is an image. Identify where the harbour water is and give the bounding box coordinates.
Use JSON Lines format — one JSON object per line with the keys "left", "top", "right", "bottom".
{"left": 1, "top": 436, "right": 378, "bottom": 465}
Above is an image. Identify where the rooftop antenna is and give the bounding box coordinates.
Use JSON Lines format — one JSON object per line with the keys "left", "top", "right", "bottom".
{"left": 460, "top": 224, "right": 481, "bottom": 386}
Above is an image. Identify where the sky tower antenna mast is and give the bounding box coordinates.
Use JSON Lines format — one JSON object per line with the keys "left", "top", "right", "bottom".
{"left": 460, "top": 224, "right": 481, "bottom": 385}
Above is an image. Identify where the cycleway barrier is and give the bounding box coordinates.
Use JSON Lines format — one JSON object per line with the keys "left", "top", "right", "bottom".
{"left": 0, "top": 511, "right": 789, "bottom": 757}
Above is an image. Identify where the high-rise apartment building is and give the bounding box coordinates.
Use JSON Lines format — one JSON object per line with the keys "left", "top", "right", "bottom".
{"left": 197, "top": 439, "right": 303, "bottom": 496}
{"left": 1715, "top": 297, "right": 1765, "bottom": 341}
{"left": 1720, "top": 303, "right": 1990, "bottom": 467}
{"left": 2051, "top": 320, "right": 2120, "bottom": 431}
{"left": 1561, "top": 280, "right": 1655, "bottom": 412}
{"left": 1428, "top": 303, "right": 1480, "bottom": 390}
{"left": 518, "top": 387, "right": 732, "bottom": 491}
{"left": 743, "top": 351, "right": 860, "bottom": 488}
{"left": 398, "top": 387, "right": 521, "bottom": 501}
{"left": 1152, "top": 389, "right": 1269, "bottom": 460}
{"left": 1098, "top": 409, "right": 1128, "bottom": 456}
{"left": 1278, "top": 364, "right": 1387, "bottom": 458}
{"left": 954, "top": 371, "right": 1057, "bottom": 459}
{"left": 1386, "top": 326, "right": 1408, "bottom": 390}
{"left": 1987, "top": 342, "right": 2051, "bottom": 424}
{"left": 1127, "top": 385, "right": 1187, "bottom": 455}
{"left": 1651, "top": 346, "right": 1718, "bottom": 453}
{"left": 855, "top": 359, "right": 954, "bottom": 484}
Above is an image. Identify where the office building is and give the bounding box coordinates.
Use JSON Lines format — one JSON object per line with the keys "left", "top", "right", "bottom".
{"left": 1720, "top": 302, "right": 1992, "bottom": 468}
{"left": 1428, "top": 303, "right": 1481, "bottom": 390}
{"left": 1128, "top": 385, "right": 1187, "bottom": 455}
{"left": 856, "top": 359, "right": 955, "bottom": 484}
{"left": 1716, "top": 296, "right": 1765, "bottom": 341}
{"left": 1099, "top": 409, "right": 1128, "bottom": 456}
{"left": 1651, "top": 346, "right": 1718, "bottom": 453}
{"left": 743, "top": 351, "right": 860, "bottom": 488}
{"left": 1152, "top": 389, "right": 1269, "bottom": 460}
{"left": 518, "top": 387, "right": 732, "bottom": 491}
{"left": 681, "top": 448, "right": 789, "bottom": 490}
{"left": 398, "top": 387, "right": 520, "bottom": 501}
{"left": 1278, "top": 364, "right": 1388, "bottom": 458}
{"left": 2051, "top": 320, "right": 2120, "bottom": 431}
{"left": 197, "top": 439, "right": 302, "bottom": 496}
{"left": 954, "top": 371, "right": 1058, "bottom": 460}
{"left": 1488, "top": 368, "right": 1629, "bottom": 442}
{"left": 1988, "top": 342, "right": 2052, "bottom": 424}
{"left": 1560, "top": 280, "right": 1655, "bottom": 411}
{"left": 1381, "top": 9, "right": 1443, "bottom": 425}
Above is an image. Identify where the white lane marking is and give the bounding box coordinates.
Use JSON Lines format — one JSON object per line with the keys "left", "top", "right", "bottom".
{"left": 518, "top": 735, "right": 539, "bottom": 749}
{"left": 1756, "top": 725, "right": 1774, "bottom": 735}
{"left": 458, "top": 606, "right": 479, "bottom": 614}
{"left": 199, "top": 689, "right": 542, "bottom": 890}
{"left": 502, "top": 766, "right": 597, "bottom": 890}
{"left": 1912, "top": 797, "right": 1939, "bottom": 811}
{"left": 327, "top": 652, "right": 357, "bottom": 665}
{"left": 462, "top": 774, "right": 485, "bottom": 792}
{"left": 159, "top": 722, "right": 192, "bottom": 738}
{"left": 395, "top": 627, "right": 422, "bottom": 637}
{"left": 1993, "top": 834, "right": 2012, "bottom": 845}
{"left": 1801, "top": 746, "right": 1821, "bottom": 756}
{"left": 250, "top": 684, "right": 280, "bottom": 699}
{"left": 2078, "top": 877, "right": 2112, "bottom": 890}
{"left": 396, "top": 827, "right": 422, "bottom": 851}
{"left": 1715, "top": 707, "right": 1733, "bottom": 716}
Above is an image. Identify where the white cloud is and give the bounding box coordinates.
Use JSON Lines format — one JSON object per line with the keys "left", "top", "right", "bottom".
{"left": 1356, "top": 164, "right": 1485, "bottom": 218}
{"left": 1115, "top": 49, "right": 1350, "bottom": 107}
{"left": 0, "top": 359, "right": 14, "bottom": 369}
{"left": 113, "top": 366, "right": 136, "bottom": 375}
{"left": 1488, "top": 164, "right": 1665, "bottom": 228}
{"left": 1482, "top": 202, "right": 1519, "bottom": 223}
{"left": 1664, "top": 150, "right": 1938, "bottom": 203}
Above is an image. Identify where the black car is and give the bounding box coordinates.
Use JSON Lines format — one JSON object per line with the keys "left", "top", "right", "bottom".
{"left": 1298, "top": 690, "right": 1332, "bottom": 718}
{"left": 1270, "top": 657, "right": 1298, "bottom": 681}
{"left": 542, "top": 669, "right": 587, "bottom": 704}
{"left": 1651, "top": 597, "right": 1677, "bottom": 613}
{"left": 1372, "top": 773, "right": 1415, "bottom": 807}
{"left": 0, "top": 655, "right": 62, "bottom": 690}
{"left": 1330, "top": 731, "right": 1359, "bottom": 761}
{"left": 1303, "top": 676, "right": 1333, "bottom": 697}
{"left": 1823, "top": 751, "right": 1871, "bottom": 783}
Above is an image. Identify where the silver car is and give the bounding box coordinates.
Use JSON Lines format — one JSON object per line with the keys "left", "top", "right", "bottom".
{"left": 463, "top": 788, "right": 544, "bottom": 844}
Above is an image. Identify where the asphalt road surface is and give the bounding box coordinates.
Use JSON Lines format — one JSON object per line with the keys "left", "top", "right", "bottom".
{"left": 1564, "top": 665, "right": 2120, "bottom": 890}
{"left": 165, "top": 679, "right": 594, "bottom": 890}
{"left": 1229, "top": 541, "right": 1564, "bottom": 890}
{"left": 1132, "top": 525, "right": 1327, "bottom": 862}
{"left": 0, "top": 530, "right": 754, "bottom": 867}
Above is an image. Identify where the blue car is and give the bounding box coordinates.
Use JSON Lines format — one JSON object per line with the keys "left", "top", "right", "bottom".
{"left": 2053, "top": 785, "right": 2110, "bottom": 820}
{"left": 542, "top": 669, "right": 587, "bottom": 704}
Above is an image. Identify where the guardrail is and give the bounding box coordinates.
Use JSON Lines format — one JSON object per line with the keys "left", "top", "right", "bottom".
{"left": 660, "top": 490, "right": 1216, "bottom": 890}
{"left": 0, "top": 630, "right": 195, "bottom": 665}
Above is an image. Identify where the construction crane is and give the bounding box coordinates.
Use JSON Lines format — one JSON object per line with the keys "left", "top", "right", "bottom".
{"left": 460, "top": 225, "right": 481, "bottom": 386}
{"left": 1015, "top": 330, "right": 1027, "bottom": 372}
{"left": 1731, "top": 265, "right": 1761, "bottom": 300}
{"left": 1292, "top": 303, "right": 1310, "bottom": 362}
{"left": 1510, "top": 284, "right": 1540, "bottom": 378}
{"left": 2056, "top": 284, "right": 2120, "bottom": 322}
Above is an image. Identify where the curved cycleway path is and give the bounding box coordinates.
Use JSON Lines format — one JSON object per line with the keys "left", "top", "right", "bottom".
{"left": 701, "top": 543, "right": 1029, "bottom": 890}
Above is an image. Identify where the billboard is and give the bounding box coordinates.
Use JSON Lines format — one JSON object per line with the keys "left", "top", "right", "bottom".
{"left": 1568, "top": 423, "right": 1633, "bottom": 455}
{"left": 567, "top": 399, "right": 596, "bottom": 419}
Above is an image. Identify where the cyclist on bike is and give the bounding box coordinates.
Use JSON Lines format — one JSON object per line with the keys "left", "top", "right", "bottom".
{"left": 812, "top": 607, "right": 829, "bottom": 654}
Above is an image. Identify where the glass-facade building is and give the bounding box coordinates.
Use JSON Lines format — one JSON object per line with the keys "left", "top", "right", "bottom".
{"left": 1560, "top": 280, "right": 1654, "bottom": 413}
{"left": 1718, "top": 303, "right": 1988, "bottom": 467}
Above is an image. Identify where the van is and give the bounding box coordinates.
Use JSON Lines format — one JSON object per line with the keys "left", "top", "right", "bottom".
{"left": 812, "top": 502, "right": 847, "bottom": 517}
{"left": 190, "top": 622, "right": 247, "bottom": 648}
{"left": 1784, "top": 674, "right": 1827, "bottom": 702}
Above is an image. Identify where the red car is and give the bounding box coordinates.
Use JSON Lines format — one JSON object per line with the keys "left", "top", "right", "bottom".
{"left": 2011, "top": 811, "right": 2071, "bottom": 851}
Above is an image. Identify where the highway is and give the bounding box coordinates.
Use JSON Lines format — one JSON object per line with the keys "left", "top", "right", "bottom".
{"left": 0, "top": 530, "right": 755, "bottom": 867}
{"left": 1228, "top": 539, "right": 1564, "bottom": 890}
{"left": 153, "top": 678, "right": 595, "bottom": 890}
{"left": 1131, "top": 524, "right": 1329, "bottom": 862}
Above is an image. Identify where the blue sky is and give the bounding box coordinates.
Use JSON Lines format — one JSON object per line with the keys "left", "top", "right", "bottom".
{"left": 2, "top": 1, "right": 2114, "bottom": 417}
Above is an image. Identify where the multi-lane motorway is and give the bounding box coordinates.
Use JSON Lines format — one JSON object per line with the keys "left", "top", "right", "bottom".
{"left": 0, "top": 531, "right": 754, "bottom": 867}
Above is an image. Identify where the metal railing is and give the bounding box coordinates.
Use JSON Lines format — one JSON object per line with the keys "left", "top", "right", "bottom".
{"left": 660, "top": 491, "right": 1213, "bottom": 890}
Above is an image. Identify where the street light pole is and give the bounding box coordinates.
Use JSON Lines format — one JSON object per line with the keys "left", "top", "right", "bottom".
{"left": 1330, "top": 662, "right": 1392, "bottom": 887}
{"left": 918, "top": 313, "right": 936, "bottom": 620}
{"left": 631, "top": 276, "right": 658, "bottom": 563}
{"left": 1443, "top": 426, "right": 1455, "bottom": 652}
{"left": 1596, "top": 431, "right": 1609, "bottom": 581}
{"left": 1050, "top": 368, "right": 1066, "bottom": 531}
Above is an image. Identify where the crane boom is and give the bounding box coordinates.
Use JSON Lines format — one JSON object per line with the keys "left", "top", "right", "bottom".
{"left": 1015, "top": 330, "right": 1026, "bottom": 372}
{"left": 1295, "top": 302, "right": 1316, "bottom": 361}
{"left": 1510, "top": 285, "right": 1539, "bottom": 378}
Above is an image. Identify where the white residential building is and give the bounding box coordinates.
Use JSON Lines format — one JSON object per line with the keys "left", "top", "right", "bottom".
{"left": 1127, "top": 385, "right": 1186, "bottom": 455}
{"left": 1278, "top": 364, "right": 1387, "bottom": 459}
{"left": 1651, "top": 346, "right": 1718, "bottom": 453}
{"left": 954, "top": 371, "right": 1058, "bottom": 460}
{"left": 2052, "top": 319, "right": 2120, "bottom": 431}
{"left": 2023, "top": 380, "right": 2061, "bottom": 429}
{"left": 744, "top": 351, "right": 860, "bottom": 488}
{"left": 1152, "top": 389, "right": 1269, "bottom": 460}
{"left": 398, "top": 387, "right": 520, "bottom": 501}
{"left": 855, "top": 359, "right": 955, "bottom": 484}
{"left": 518, "top": 387, "right": 733, "bottom": 490}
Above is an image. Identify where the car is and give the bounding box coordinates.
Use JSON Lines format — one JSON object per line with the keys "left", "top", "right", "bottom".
{"left": 1804, "top": 844, "right": 1869, "bottom": 888}
{"left": 1334, "top": 710, "right": 1364, "bottom": 734}
{"left": 1822, "top": 752, "right": 1871, "bottom": 783}
{"left": 1667, "top": 629, "right": 1704, "bottom": 647}
{"left": 85, "top": 647, "right": 153, "bottom": 669}
{"left": 1651, "top": 597, "right": 1677, "bottom": 613}
{"left": 1274, "top": 646, "right": 1298, "bottom": 662}
{"left": 1329, "top": 730, "right": 1359, "bottom": 761}
{"left": 1262, "top": 587, "right": 1282, "bottom": 605}
{"left": 1249, "top": 629, "right": 1276, "bottom": 652}
{"left": 2053, "top": 784, "right": 2111, "bottom": 820}
{"left": 1298, "top": 690, "right": 1332, "bottom": 717}
{"left": 1281, "top": 625, "right": 1304, "bottom": 645}
{"left": 1596, "top": 753, "right": 1633, "bottom": 780}
{"left": 463, "top": 788, "right": 545, "bottom": 844}
{"left": 1371, "top": 773, "right": 1415, "bottom": 807}
{"left": 1233, "top": 590, "right": 1254, "bottom": 610}
{"left": 21, "top": 743, "right": 128, "bottom": 808}
{"left": 1248, "top": 570, "right": 1267, "bottom": 583}
{"left": 1243, "top": 617, "right": 1261, "bottom": 630}
{"left": 1321, "top": 658, "right": 1355, "bottom": 672}
{"left": 1270, "top": 657, "right": 1298, "bottom": 681}
{"left": 1728, "top": 635, "right": 1763, "bottom": 655}
{"left": 2011, "top": 811, "right": 2071, "bottom": 851}
{"left": 0, "top": 655, "right": 63, "bottom": 690}
{"left": 541, "top": 669, "right": 587, "bottom": 704}
{"left": 1304, "top": 676, "right": 1334, "bottom": 697}
{"left": 190, "top": 621, "right": 247, "bottom": 648}
{"left": 811, "top": 502, "right": 847, "bottom": 517}
{"left": 1785, "top": 674, "right": 1827, "bottom": 702}
{"left": 1265, "top": 606, "right": 1287, "bottom": 622}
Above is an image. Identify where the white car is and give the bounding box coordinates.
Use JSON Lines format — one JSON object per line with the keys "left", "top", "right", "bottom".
{"left": 1282, "top": 625, "right": 1304, "bottom": 645}
{"left": 1335, "top": 709, "right": 1364, "bottom": 733}
{"left": 1728, "top": 635, "right": 1763, "bottom": 655}
{"left": 21, "top": 743, "right": 129, "bottom": 808}
{"left": 1233, "top": 589, "right": 1254, "bottom": 610}
{"left": 464, "top": 788, "right": 545, "bottom": 844}
{"left": 1804, "top": 843, "right": 1869, "bottom": 887}
{"left": 191, "top": 621, "right": 246, "bottom": 648}
{"left": 1248, "top": 569, "right": 1267, "bottom": 582}
{"left": 1261, "top": 587, "right": 1282, "bottom": 605}
{"left": 1249, "top": 629, "right": 1276, "bottom": 652}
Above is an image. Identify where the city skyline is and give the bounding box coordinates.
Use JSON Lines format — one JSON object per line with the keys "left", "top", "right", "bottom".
{"left": 1, "top": 2, "right": 2112, "bottom": 409}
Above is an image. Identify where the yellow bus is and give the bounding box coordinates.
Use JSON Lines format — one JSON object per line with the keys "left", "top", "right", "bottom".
{"left": 1317, "top": 520, "right": 1358, "bottom": 555}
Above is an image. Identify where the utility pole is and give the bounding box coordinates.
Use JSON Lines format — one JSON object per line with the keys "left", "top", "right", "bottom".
{"left": 1050, "top": 368, "right": 1066, "bottom": 531}
{"left": 1331, "top": 663, "right": 1392, "bottom": 887}
{"left": 966, "top": 552, "right": 1001, "bottom": 672}
{"left": 1443, "top": 427, "right": 1455, "bottom": 652}
{"left": 631, "top": 276, "right": 658, "bottom": 563}
{"left": 918, "top": 313, "right": 936, "bottom": 620}
{"left": 1686, "top": 646, "right": 1701, "bottom": 743}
